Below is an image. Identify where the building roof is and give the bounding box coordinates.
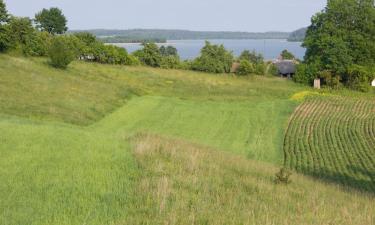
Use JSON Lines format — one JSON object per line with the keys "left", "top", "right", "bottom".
{"left": 274, "top": 60, "right": 296, "bottom": 75}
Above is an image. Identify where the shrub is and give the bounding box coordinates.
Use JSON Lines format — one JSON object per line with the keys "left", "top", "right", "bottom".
{"left": 319, "top": 70, "right": 342, "bottom": 89}
{"left": 267, "top": 63, "right": 279, "bottom": 76}
{"left": 239, "top": 50, "right": 264, "bottom": 64}
{"left": 281, "top": 49, "right": 295, "bottom": 60}
{"left": 160, "top": 55, "right": 180, "bottom": 69}
{"left": 133, "top": 43, "right": 162, "bottom": 67}
{"left": 236, "top": 60, "right": 254, "bottom": 76}
{"left": 275, "top": 168, "right": 292, "bottom": 184}
{"left": 48, "top": 36, "right": 76, "bottom": 69}
{"left": 346, "top": 65, "right": 374, "bottom": 92}
{"left": 293, "top": 63, "right": 319, "bottom": 85}
{"left": 254, "top": 63, "right": 266, "bottom": 75}
{"left": 191, "top": 41, "right": 233, "bottom": 74}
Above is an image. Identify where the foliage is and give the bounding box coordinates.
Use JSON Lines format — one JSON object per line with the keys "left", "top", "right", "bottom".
{"left": 281, "top": 49, "right": 295, "bottom": 60}
{"left": 159, "top": 45, "right": 178, "bottom": 56}
{"left": 319, "top": 70, "right": 342, "bottom": 89}
{"left": 267, "top": 63, "right": 279, "bottom": 76}
{"left": 192, "top": 41, "right": 233, "bottom": 73}
{"left": 35, "top": 8, "right": 67, "bottom": 35}
{"left": 284, "top": 97, "right": 375, "bottom": 192}
{"left": 346, "top": 65, "right": 374, "bottom": 92}
{"left": 236, "top": 60, "right": 254, "bottom": 76}
{"left": 160, "top": 55, "right": 180, "bottom": 69}
{"left": 239, "top": 50, "right": 264, "bottom": 64}
{"left": 275, "top": 168, "right": 292, "bottom": 184}
{"left": 303, "top": 0, "right": 375, "bottom": 86}
{"left": 0, "top": 24, "right": 10, "bottom": 52}
{"left": 293, "top": 63, "right": 319, "bottom": 85}
{"left": 48, "top": 36, "right": 76, "bottom": 69}
{"left": 0, "top": 0, "right": 8, "bottom": 23}
{"left": 254, "top": 63, "right": 266, "bottom": 75}
{"left": 133, "top": 43, "right": 162, "bottom": 67}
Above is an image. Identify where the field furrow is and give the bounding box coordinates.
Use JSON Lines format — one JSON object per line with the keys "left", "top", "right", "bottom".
{"left": 284, "top": 97, "right": 375, "bottom": 192}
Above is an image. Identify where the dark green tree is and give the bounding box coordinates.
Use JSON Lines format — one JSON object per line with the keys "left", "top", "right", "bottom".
{"left": 35, "top": 8, "right": 67, "bottom": 35}
{"left": 160, "top": 45, "right": 178, "bottom": 56}
{"left": 48, "top": 36, "right": 76, "bottom": 69}
{"left": 239, "top": 50, "right": 264, "bottom": 64}
{"left": 0, "top": 0, "right": 8, "bottom": 23}
{"left": 302, "top": 0, "right": 375, "bottom": 90}
{"left": 280, "top": 50, "right": 295, "bottom": 60}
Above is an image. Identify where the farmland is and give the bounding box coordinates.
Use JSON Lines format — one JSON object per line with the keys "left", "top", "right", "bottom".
{"left": 0, "top": 54, "right": 374, "bottom": 224}
{"left": 284, "top": 97, "right": 375, "bottom": 192}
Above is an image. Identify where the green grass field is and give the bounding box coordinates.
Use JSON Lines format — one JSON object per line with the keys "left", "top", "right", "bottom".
{"left": 0, "top": 54, "right": 374, "bottom": 224}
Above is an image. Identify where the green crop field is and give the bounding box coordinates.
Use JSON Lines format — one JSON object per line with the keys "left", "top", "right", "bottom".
{"left": 284, "top": 97, "right": 375, "bottom": 192}
{"left": 0, "top": 54, "right": 374, "bottom": 224}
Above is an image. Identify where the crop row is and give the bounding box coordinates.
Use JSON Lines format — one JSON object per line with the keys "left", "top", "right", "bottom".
{"left": 283, "top": 97, "right": 375, "bottom": 192}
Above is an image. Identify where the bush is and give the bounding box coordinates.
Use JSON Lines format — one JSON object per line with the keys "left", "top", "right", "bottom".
{"left": 133, "top": 43, "right": 162, "bottom": 67}
{"left": 319, "top": 70, "right": 342, "bottom": 89}
{"left": 236, "top": 60, "right": 254, "bottom": 76}
{"left": 48, "top": 36, "right": 76, "bottom": 69}
{"left": 293, "top": 63, "right": 319, "bottom": 85}
{"left": 160, "top": 55, "right": 180, "bottom": 69}
{"left": 254, "top": 63, "right": 266, "bottom": 75}
{"left": 267, "top": 63, "right": 279, "bottom": 76}
{"left": 191, "top": 41, "right": 233, "bottom": 73}
{"left": 346, "top": 65, "right": 374, "bottom": 92}
{"left": 275, "top": 168, "right": 292, "bottom": 184}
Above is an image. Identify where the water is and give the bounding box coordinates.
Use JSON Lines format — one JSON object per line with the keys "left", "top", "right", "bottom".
{"left": 112, "top": 39, "right": 305, "bottom": 60}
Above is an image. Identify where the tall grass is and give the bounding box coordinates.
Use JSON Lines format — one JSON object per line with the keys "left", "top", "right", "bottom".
{"left": 128, "top": 134, "right": 375, "bottom": 225}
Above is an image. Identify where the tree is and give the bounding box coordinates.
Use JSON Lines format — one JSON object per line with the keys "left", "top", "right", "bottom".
{"left": 160, "top": 45, "right": 178, "bottom": 57}
{"left": 239, "top": 50, "right": 264, "bottom": 64}
{"left": 236, "top": 60, "right": 255, "bottom": 76}
{"left": 191, "top": 41, "right": 234, "bottom": 73}
{"left": 7, "top": 17, "right": 35, "bottom": 52}
{"left": 35, "top": 8, "right": 67, "bottom": 35}
{"left": 281, "top": 49, "right": 295, "bottom": 60}
{"left": 302, "top": 0, "right": 375, "bottom": 88}
{"left": 0, "top": 0, "right": 8, "bottom": 23}
{"left": 48, "top": 36, "right": 76, "bottom": 69}
{"left": 133, "top": 43, "right": 162, "bottom": 67}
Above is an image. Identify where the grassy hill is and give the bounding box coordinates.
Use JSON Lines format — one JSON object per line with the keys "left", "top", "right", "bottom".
{"left": 0, "top": 54, "right": 374, "bottom": 224}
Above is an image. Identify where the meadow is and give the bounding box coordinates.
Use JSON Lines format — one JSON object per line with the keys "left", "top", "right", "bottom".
{"left": 0, "top": 54, "right": 374, "bottom": 224}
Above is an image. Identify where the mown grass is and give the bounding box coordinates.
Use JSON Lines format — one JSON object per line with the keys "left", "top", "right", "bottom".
{"left": 0, "top": 54, "right": 305, "bottom": 125}
{"left": 0, "top": 54, "right": 374, "bottom": 224}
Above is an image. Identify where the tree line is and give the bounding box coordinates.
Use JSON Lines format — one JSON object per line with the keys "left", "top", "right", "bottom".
{"left": 0, "top": 0, "right": 279, "bottom": 75}
{"left": 294, "top": 0, "right": 375, "bottom": 92}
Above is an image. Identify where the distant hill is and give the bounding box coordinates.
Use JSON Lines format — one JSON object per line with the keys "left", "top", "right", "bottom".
{"left": 69, "top": 29, "right": 291, "bottom": 42}
{"left": 287, "top": 27, "right": 307, "bottom": 42}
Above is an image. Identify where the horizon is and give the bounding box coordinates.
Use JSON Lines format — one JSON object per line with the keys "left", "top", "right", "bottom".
{"left": 5, "top": 0, "right": 327, "bottom": 32}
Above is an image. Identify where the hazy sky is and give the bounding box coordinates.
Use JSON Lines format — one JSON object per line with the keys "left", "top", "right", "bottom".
{"left": 5, "top": 0, "right": 327, "bottom": 32}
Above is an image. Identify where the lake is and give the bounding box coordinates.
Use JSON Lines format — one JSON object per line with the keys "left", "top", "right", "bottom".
{"left": 112, "top": 39, "right": 305, "bottom": 60}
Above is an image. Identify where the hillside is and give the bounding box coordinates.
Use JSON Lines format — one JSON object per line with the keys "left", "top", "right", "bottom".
{"left": 70, "top": 29, "right": 290, "bottom": 41}
{"left": 287, "top": 27, "right": 307, "bottom": 42}
{"left": 0, "top": 54, "right": 374, "bottom": 224}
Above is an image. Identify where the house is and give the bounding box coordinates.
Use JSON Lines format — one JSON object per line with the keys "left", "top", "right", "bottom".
{"left": 372, "top": 79, "right": 375, "bottom": 87}
{"left": 274, "top": 60, "right": 296, "bottom": 77}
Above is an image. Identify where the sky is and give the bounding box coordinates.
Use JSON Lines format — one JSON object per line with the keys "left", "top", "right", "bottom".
{"left": 5, "top": 0, "right": 327, "bottom": 32}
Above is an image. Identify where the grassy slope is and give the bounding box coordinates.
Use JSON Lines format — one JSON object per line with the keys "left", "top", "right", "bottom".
{"left": 129, "top": 134, "right": 374, "bottom": 225}
{"left": 0, "top": 54, "right": 374, "bottom": 224}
